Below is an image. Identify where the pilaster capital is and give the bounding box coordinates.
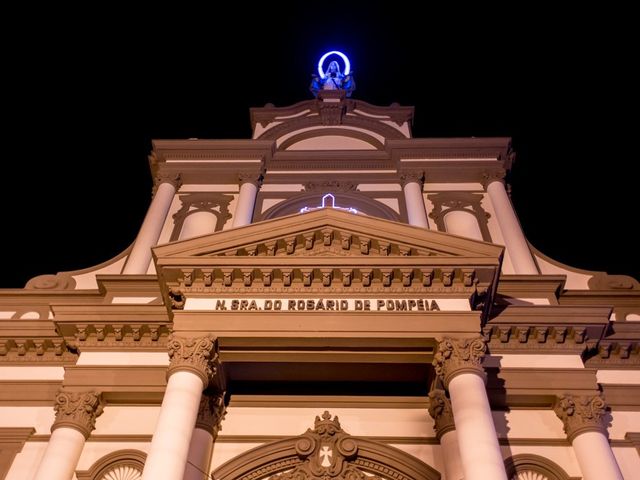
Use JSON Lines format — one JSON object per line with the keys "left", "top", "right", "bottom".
{"left": 195, "top": 389, "right": 227, "bottom": 437}
{"left": 167, "top": 334, "right": 218, "bottom": 389}
{"left": 427, "top": 389, "right": 455, "bottom": 439}
{"left": 238, "top": 172, "right": 264, "bottom": 187}
{"left": 433, "top": 336, "right": 486, "bottom": 387}
{"left": 52, "top": 389, "right": 105, "bottom": 439}
{"left": 153, "top": 172, "right": 182, "bottom": 191}
{"left": 398, "top": 169, "right": 425, "bottom": 187}
{"left": 554, "top": 393, "right": 608, "bottom": 442}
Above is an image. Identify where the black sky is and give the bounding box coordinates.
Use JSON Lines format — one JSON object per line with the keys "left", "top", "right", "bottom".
{"left": 2, "top": 5, "right": 638, "bottom": 287}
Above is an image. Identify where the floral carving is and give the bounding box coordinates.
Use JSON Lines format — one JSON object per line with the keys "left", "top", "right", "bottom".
{"left": 433, "top": 337, "right": 486, "bottom": 387}
{"left": 553, "top": 394, "right": 608, "bottom": 441}
{"left": 196, "top": 389, "right": 227, "bottom": 436}
{"left": 427, "top": 389, "right": 455, "bottom": 439}
{"left": 167, "top": 334, "right": 218, "bottom": 388}
{"left": 52, "top": 389, "right": 104, "bottom": 438}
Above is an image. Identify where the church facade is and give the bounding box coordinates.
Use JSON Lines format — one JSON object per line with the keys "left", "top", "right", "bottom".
{"left": 1, "top": 89, "right": 639, "bottom": 480}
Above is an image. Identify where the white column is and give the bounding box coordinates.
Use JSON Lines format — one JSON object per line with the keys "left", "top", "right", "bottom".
{"left": 555, "top": 394, "right": 623, "bottom": 480}
{"left": 443, "top": 210, "right": 484, "bottom": 241}
{"left": 428, "top": 389, "right": 463, "bottom": 480}
{"left": 184, "top": 428, "right": 214, "bottom": 480}
{"left": 33, "top": 428, "right": 86, "bottom": 480}
{"left": 440, "top": 430, "right": 464, "bottom": 480}
{"left": 142, "top": 335, "right": 217, "bottom": 480}
{"left": 486, "top": 179, "right": 538, "bottom": 274}
{"left": 400, "top": 170, "right": 430, "bottom": 228}
{"left": 179, "top": 210, "right": 219, "bottom": 240}
{"left": 183, "top": 389, "right": 226, "bottom": 480}
{"left": 573, "top": 432, "right": 623, "bottom": 480}
{"left": 434, "top": 337, "right": 507, "bottom": 480}
{"left": 231, "top": 174, "right": 261, "bottom": 228}
{"left": 448, "top": 373, "right": 507, "bottom": 480}
{"left": 34, "top": 390, "right": 104, "bottom": 480}
{"left": 123, "top": 174, "right": 180, "bottom": 274}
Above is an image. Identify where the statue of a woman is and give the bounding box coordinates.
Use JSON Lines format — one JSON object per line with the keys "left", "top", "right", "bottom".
{"left": 310, "top": 60, "right": 355, "bottom": 97}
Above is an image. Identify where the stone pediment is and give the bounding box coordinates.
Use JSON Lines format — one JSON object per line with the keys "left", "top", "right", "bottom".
{"left": 154, "top": 208, "right": 502, "bottom": 260}
{"left": 153, "top": 210, "right": 503, "bottom": 302}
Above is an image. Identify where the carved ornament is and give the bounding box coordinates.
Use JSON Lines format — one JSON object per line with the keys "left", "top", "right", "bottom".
{"left": 427, "top": 389, "right": 455, "bottom": 439}
{"left": 167, "top": 334, "right": 218, "bottom": 388}
{"left": 433, "top": 336, "right": 486, "bottom": 387}
{"left": 196, "top": 389, "right": 227, "bottom": 436}
{"left": 52, "top": 389, "right": 104, "bottom": 438}
{"left": 553, "top": 394, "right": 608, "bottom": 441}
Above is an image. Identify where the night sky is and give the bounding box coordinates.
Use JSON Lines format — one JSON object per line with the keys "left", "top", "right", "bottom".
{"left": 2, "top": 5, "right": 637, "bottom": 288}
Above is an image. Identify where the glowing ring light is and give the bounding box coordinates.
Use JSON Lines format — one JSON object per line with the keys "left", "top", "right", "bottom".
{"left": 318, "top": 51, "right": 351, "bottom": 79}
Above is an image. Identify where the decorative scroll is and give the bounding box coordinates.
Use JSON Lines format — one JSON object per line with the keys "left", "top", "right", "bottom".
{"left": 433, "top": 337, "right": 486, "bottom": 387}
{"left": 52, "top": 389, "right": 104, "bottom": 438}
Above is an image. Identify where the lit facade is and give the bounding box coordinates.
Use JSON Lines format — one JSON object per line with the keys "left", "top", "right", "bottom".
{"left": 1, "top": 90, "right": 639, "bottom": 480}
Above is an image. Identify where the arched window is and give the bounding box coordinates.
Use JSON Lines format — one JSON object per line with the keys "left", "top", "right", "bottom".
{"left": 505, "top": 454, "right": 578, "bottom": 480}
{"left": 76, "top": 449, "right": 146, "bottom": 480}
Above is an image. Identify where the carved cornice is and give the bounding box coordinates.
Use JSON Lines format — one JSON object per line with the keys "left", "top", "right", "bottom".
{"left": 0, "top": 338, "right": 77, "bottom": 363}
{"left": 196, "top": 389, "right": 226, "bottom": 436}
{"left": 553, "top": 393, "right": 608, "bottom": 442}
{"left": 427, "top": 389, "right": 455, "bottom": 439}
{"left": 433, "top": 337, "right": 486, "bottom": 387}
{"left": 167, "top": 334, "right": 218, "bottom": 388}
{"left": 52, "top": 389, "right": 104, "bottom": 438}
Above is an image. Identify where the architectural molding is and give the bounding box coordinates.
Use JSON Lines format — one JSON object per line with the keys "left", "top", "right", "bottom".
{"left": 0, "top": 427, "right": 35, "bottom": 480}
{"left": 303, "top": 181, "right": 359, "bottom": 193}
{"left": 167, "top": 334, "right": 219, "bottom": 388}
{"left": 52, "top": 389, "right": 105, "bottom": 438}
{"left": 427, "top": 389, "right": 455, "bottom": 439}
{"left": 625, "top": 432, "right": 640, "bottom": 453}
{"left": 553, "top": 393, "right": 609, "bottom": 442}
{"left": 170, "top": 192, "right": 233, "bottom": 241}
{"left": 76, "top": 449, "right": 146, "bottom": 480}
{"left": 196, "top": 388, "right": 227, "bottom": 436}
{"left": 427, "top": 191, "right": 492, "bottom": 242}
{"left": 433, "top": 336, "right": 486, "bottom": 387}
{"left": 213, "top": 411, "right": 440, "bottom": 480}
{"left": 504, "top": 454, "right": 579, "bottom": 480}
{"left": 0, "top": 337, "right": 76, "bottom": 363}
{"left": 279, "top": 128, "right": 384, "bottom": 151}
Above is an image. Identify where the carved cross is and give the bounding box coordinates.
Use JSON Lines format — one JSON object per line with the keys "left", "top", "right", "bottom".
{"left": 319, "top": 445, "right": 333, "bottom": 467}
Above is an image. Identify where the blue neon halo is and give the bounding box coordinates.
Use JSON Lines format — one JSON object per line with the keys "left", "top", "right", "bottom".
{"left": 318, "top": 51, "right": 351, "bottom": 79}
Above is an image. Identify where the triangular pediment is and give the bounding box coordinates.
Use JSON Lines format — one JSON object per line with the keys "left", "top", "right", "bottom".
{"left": 153, "top": 210, "right": 503, "bottom": 302}
{"left": 154, "top": 208, "right": 503, "bottom": 260}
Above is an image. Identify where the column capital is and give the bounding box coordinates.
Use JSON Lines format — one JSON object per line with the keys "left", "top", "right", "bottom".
{"left": 398, "top": 169, "right": 425, "bottom": 187}
{"left": 238, "top": 172, "right": 264, "bottom": 187}
{"left": 554, "top": 393, "right": 608, "bottom": 442}
{"left": 154, "top": 172, "right": 183, "bottom": 190}
{"left": 167, "top": 334, "right": 219, "bottom": 389}
{"left": 427, "top": 389, "right": 455, "bottom": 440}
{"left": 52, "top": 389, "right": 104, "bottom": 439}
{"left": 433, "top": 337, "right": 486, "bottom": 387}
{"left": 195, "top": 389, "right": 227, "bottom": 437}
{"left": 481, "top": 168, "right": 506, "bottom": 188}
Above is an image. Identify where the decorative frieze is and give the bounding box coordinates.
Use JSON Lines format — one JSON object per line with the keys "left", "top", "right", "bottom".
{"left": 167, "top": 334, "right": 219, "bottom": 388}
{"left": 483, "top": 324, "right": 604, "bottom": 354}
{"left": 196, "top": 389, "right": 227, "bottom": 437}
{"left": 433, "top": 337, "right": 486, "bottom": 387}
{"left": 0, "top": 338, "right": 76, "bottom": 363}
{"left": 553, "top": 394, "right": 608, "bottom": 441}
{"left": 52, "top": 389, "right": 104, "bottom": 438}
{"left": 427, "top": 389, "right": 455, "bottom": 439}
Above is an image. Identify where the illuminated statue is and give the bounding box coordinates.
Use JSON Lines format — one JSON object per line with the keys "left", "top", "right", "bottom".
{"left": 310, "top": 59, "right": 355, "bottom": 97}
